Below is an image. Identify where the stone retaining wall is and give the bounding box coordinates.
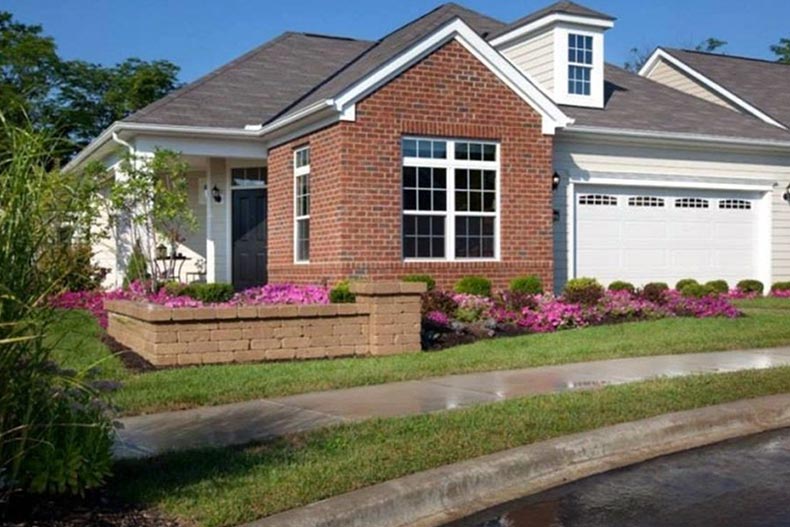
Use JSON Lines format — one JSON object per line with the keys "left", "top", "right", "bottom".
{"left": 105, "top": 282, "right": 425, "bottom": 366}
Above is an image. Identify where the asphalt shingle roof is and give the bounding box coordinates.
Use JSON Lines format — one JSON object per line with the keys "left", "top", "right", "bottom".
{"left": 269, "top": 3, "right": 505, "bottom": 124}
{"left": 489, "top": 1, "right": 615, "bottom": 40}
{"left": 562, "top": 64, "right": 790, "bottom": 142}
{"left": 121, "top": 2, "right": 790, "bottom": 144}
{"left": 663, "top": 48, "right": 790, "bottom": 129}
{"left": 124, "top": 32, "right": 374, "bottom": 128}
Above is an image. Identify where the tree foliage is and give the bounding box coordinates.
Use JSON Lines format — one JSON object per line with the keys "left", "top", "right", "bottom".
{"left": 0, "top": 10, "right": 180, "bottom": 160}
{"left": 771, "top": 38, "right": 790, "bottom": 64}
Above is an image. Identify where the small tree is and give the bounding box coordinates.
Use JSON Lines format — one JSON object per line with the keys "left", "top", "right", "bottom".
{"left": 108, "top": 148, "right": 196, "bottom": 290}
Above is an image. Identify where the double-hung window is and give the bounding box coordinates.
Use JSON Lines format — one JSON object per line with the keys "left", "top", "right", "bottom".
{"left": 401, "top": 137, "right": 499, "bottom": 261}
{"left": 568, "top": 33, "right": 593, "bottom": 96}
{"left": 294, "top": 147, "right": 310, "bottom": 263}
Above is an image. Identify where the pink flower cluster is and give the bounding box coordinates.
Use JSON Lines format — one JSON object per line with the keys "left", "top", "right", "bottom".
{"left": 231, "top": 284, "right": 329, "bottom": 305}
{"left": 51, "top": 281, "right": 330, "bottom": 328}
{"left": 772, "top": 289, "right": 790, "bottom": 298}
{"left": 425, "top": 310, "right": 451, "bottom": 327}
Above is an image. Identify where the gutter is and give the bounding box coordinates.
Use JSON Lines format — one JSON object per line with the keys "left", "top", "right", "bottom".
{"left": 560, "top": 125, "right": 790, "bottom": 152}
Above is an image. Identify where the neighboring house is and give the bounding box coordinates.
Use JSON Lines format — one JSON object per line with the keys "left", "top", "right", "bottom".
{"left": 68, "top": 1, "right": 790, "bottom": 292}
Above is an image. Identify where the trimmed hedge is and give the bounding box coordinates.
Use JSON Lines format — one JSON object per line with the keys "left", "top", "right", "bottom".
{"left": 704, "top": 280, "right": 729, "bottom": 295}
{"left": 771, "top": 281, "right": 790, "bottom": 293}
{"left": 509, "top": 275, "right": 544, "bottom": 295}
{"left": 680, "top": 283, "right": 715, "bottom": 298}
{"left": 454, "top": 276, "right": 492, "bottom": 297}
{"left": 182, "top": 283, "right": 235, "bottom": 303}
{"left": 675, "top": 278, "right": 699, "bottom": 291}
{"left": 329, "top": 280, "right": 356, "bottom": 303}
{"left": 641, "top": 282, "right": 669, "bottom": 303}
{"left": 737, "top": 279, "right": 764, "bottom": 295}
{"left": 402, "top": 274, "right": 436, "bottom": 291}
{"left": 608, "top": 280, "right": 635, "bottom": 294}
{"left": 563, "top": 277, "right": 604, "bottom": 305}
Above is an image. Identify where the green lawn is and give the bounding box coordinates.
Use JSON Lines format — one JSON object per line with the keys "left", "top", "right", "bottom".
{"left": 112, "top": 366, "right": 790, "bottom": 527}
{"left": 51, "top": 308, "right": 790, "bottom": 416}
{"left": 734, "top": 296, "right": 790, "bottom": 311}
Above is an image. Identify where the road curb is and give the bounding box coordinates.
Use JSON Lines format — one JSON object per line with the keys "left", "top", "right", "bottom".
{"left": 242, "top": 394, "right": 790, "bottom": 527}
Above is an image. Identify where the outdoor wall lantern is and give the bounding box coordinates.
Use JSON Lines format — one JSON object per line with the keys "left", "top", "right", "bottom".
{"left": 784, "top": 182, "right": 790, "bottom": 202}
{"left": 552, "top": 172, "right": 561, "bottom": 190}
{"left": 211, "top": 185, "right": 223, "bottom": 203}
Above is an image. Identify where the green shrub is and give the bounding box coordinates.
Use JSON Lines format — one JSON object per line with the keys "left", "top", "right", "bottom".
{"left": 675, "top": 278, "right": 699, "bottom": 291}
{"left": 641, "top": 282, "right": 669, "bottom": 303}
{"left": 454, "top": 276, "right": 492, "bottom": 297}
{"left": 402, "top": 274, "right": 436, "bottom": 291}
{"left": 39, "top": 243, "right": 108, "bottom": 292}
{"left": 704, "top": 280, "right": 729, "bottom": 295}
{"left": 163, "top": 280, "right": 188, "bottom": 296}
{"left": 771, "top": 281, "right": 790, "bottom": 292}
{"left": 509, "top": 275, "right": 544, "bottom": 295}
{"left": 680, "top": 283, "right": 715, "bottom": 298}
{"left": 183, "top": 283, "right": 235, "bottom": 303}
{"left": 608, "top": 280, "right": 635, "bottom": 294}
{"left": 329, "top": 280, "right": 356, "bottom": 303}
{"left": 563, "top": 277, "right": 604, "bottom": 305}
{"left": 454, "top": 307, "right": 481, "bottom": 323}
{"left": 737, "top": 279, "right": 764, "bottom": 295}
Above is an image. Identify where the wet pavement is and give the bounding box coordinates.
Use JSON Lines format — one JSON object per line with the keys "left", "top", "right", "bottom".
{"left": 448, "top": 428, "right": 790, "bottom": 527}
{"left": 115, "top": 347, "right": 790, "bottom": 459}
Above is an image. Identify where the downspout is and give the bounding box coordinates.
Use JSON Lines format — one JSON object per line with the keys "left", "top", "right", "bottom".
{"left": 110, "top": 129, "right": 136, "bottom": 288}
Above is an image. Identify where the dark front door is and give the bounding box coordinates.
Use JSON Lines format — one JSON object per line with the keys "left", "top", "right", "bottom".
{"left": 232, "top": 188, "right": 267, "bottom": 290}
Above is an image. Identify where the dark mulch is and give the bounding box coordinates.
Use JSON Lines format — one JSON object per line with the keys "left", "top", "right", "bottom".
{"left": 100, "top": 333, "right": 155, "bottom": 373}
{"left": 0, "top": 490, "right": 183, "bottom": 527}
{"left": 422, "top": 321, "right": 530, "bottom": 351}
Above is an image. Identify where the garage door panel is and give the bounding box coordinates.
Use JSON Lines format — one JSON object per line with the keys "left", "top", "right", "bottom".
{"left": 574, "top": 185, "right": 760, "bottom": 286}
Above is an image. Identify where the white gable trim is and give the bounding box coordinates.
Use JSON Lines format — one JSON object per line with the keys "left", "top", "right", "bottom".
{"left": 326, "top": 18, "right": 571, "bottom": 135}
{"left": 639, "top": 49, "right": 788, "bottom": 130}
{"left": 490, "top": 13, "right": 614, "bottom": 49}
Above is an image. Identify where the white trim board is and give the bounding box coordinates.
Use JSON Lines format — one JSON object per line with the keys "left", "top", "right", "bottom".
{"left": 490, "top": 12, "right": 614, "bottom": 49}
{"left": 639, "top": 48, "right": 787, "bottom": 130}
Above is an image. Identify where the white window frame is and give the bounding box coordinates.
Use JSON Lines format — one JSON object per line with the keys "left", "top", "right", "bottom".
{"left": 293, "top": 147, "right": 310, "bottom": 264}
{"left": 401, "top": 136, "right": 500, "bottom": 262}
{"left": 567, "top": 32, "right": 593, "bottom": 96}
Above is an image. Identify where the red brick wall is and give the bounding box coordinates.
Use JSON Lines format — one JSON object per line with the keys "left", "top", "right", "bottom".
{"left": 267, "top": 40, "right": 554, "bottom": 290}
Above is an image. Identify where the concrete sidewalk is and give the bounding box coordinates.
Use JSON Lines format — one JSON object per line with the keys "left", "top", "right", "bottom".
{"left": 114, "top": 347, "right": 790, "bottom": 459}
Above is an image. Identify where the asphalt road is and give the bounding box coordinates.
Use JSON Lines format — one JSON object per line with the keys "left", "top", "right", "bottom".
{"left": 447, "top": 428, "right": 790, "bottom": 527}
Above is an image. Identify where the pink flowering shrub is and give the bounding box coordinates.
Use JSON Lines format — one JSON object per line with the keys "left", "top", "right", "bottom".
{"left": 772, "top": 289, "right": 790, "bottom": 298}
{"left": 424, "top": 287, "right": 741, "bottom": 339}
{"left": 51, "top": 281, "right": 330, "bottom": 328}
{"left": 425, "top": 310, "right": 451, "bottom": 327}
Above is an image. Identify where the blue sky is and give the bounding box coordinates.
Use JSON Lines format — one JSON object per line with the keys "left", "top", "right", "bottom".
{"left": 6, "top": 1, "right": 789, "bottom": 83}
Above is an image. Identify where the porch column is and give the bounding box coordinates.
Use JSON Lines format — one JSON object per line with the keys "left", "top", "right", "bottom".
{"left": 206, "top": 157, "right": 227, "bottom": 283}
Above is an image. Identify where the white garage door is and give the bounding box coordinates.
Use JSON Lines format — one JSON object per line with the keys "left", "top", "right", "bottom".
{"left": 574, "top": 185, "right": 762, "bottom": 286}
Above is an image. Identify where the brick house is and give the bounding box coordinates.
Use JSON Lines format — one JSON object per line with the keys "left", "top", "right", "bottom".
{"left": 69, "top": 1, "right": 790, "bottom": 292}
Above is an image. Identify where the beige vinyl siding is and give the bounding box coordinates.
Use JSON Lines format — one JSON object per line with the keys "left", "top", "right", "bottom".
{"left": 501, "top": 29, "right": 555, "bottom": 94}
{"left": 647, "top": 59, "right": 742, "bottom": 112}
{"left": 553, "top": 137, "right": 790, "bottom": 290}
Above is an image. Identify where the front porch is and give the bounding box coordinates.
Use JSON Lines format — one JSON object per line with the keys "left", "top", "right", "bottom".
{"left": 176, "top": 155, "right": 269, "bottom": 290}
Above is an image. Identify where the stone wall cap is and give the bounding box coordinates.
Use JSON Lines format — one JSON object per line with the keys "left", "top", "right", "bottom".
{"left": 350, "top": 281, "right": 427, "bottom": 295}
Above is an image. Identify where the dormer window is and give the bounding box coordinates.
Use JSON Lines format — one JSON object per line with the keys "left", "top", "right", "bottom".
{"left": 568, "top": 33, "right": 593, "bottom": 95}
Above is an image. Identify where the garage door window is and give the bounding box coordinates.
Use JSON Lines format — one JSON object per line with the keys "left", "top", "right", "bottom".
{"left": 675, "top": 197, "right": 709, "bottom": 208}
{"left": 628, "top": 196, "right": 664, "bottom": 207}
{"left": 402, "top": 137, "right": 499, "bottom": 260}
{"left": 719, "top": 199, "right": 751, "bottom": 210}
{"left": 578, "top": 194, "right": 617, "bottom": 206}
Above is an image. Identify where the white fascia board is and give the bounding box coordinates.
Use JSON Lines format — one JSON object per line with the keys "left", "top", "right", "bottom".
{"left": 490, "top": 13, "right": 614, "bottom": 48}
{"left": 331, "top": 18, "right": 572, "bottom": 135}
{"left": 64, "top": 121, "right": 263, "bottom": 172}
{"left": 639, "top": 48, "right": 787, "bottom": 130}
{"left": 561, "top": 125, "right": 790, "bottom": 153}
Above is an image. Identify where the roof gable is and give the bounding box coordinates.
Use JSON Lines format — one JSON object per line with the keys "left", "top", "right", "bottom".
{"left": 266, "top": 3, "right": 506, "bottom": 124}
{"left": 658, "top": 48, "right": 790, "bottom": 129}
